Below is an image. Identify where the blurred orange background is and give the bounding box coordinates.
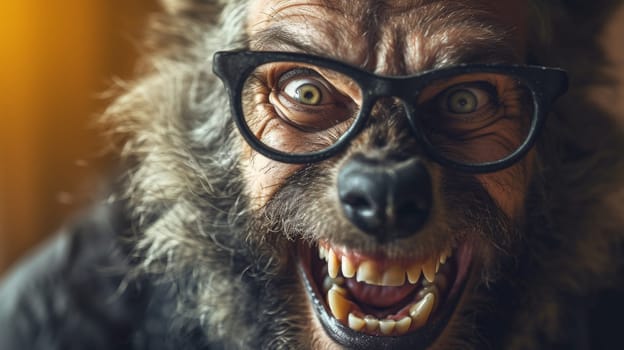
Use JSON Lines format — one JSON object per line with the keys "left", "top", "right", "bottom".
{"left": 0, "top": 2, "right": 623, "bottom": 274}
{"left": 0, "top": 0, "right": 158, "bottom": 272}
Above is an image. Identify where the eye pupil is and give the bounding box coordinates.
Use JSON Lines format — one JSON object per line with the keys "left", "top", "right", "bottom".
{"left": 447, "top": 89, "right": 477, "bottom": 113}
{"left": 296, "top": 84, "right": 321, "bottom": 105}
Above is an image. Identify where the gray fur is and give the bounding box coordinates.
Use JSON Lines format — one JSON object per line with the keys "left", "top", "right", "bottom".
{"left": 102, "top": 1, "right": 624, "bottom": 349}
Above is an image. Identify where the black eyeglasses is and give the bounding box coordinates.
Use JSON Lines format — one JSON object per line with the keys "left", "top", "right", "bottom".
{"left": 213, "top": 50, "right": 568, "bottom": 173}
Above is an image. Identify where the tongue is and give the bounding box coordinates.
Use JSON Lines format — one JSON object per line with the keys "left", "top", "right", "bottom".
{"left": 345, "top": 279, "right": 419, "bottom": 308}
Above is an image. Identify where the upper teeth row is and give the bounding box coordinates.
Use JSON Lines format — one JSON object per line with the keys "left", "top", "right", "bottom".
{"left": 319, "top": 245, "right": 452, "bottom": 286}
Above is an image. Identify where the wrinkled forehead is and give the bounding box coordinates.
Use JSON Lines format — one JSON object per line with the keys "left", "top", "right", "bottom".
{"left": 247, "top": 0, "right": 528, "bottom": 74}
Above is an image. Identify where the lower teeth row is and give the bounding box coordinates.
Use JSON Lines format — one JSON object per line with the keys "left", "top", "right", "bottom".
{"left": 327, "top": 282, "right": 437, "bottom": 336}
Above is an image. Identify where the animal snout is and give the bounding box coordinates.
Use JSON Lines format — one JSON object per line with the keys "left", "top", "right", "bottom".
{"left": 337, "top": 154, "right": 432, "bottom": 242}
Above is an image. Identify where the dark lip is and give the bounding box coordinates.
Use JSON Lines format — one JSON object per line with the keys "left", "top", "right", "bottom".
{"left": 297, "top": 243, "right": 472, "bottom": 350}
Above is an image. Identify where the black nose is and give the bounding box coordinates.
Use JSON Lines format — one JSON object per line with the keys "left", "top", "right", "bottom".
{"left": 337, "top": 155, "right": 432, "bottom": 242}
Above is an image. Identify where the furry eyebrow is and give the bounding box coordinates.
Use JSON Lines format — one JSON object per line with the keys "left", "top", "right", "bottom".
{"left": 432, "top": 39, "right": 519, "bottom": 67}
{"left": 248, "top": 24, "right": 520, "bottom": 71}
{"left": 248, "top": 26, "right": 339, "bottom": 58}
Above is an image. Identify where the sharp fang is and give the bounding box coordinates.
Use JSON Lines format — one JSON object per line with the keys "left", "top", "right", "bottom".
{"left": 341, "top": 255, "right": 356, "bottom": 278}
{"left": 395, "top": 316, "right": 412, "bottom": 335}
{"left": 440, "top": 247, "right": 452, "bottom": 264}
{"left": 406, "top": 263, "right": 422, "bottom": 284}
{"left": 382, "top": 264, "right": 405, "bottom": 286}
{"left": 409, "top": 293, "right": 435, "bottom": 329}
{"left": 356, "top": 260, "right": 383, "bottom": 285}
{"left": 328, "top": 285, "right": 351, "bottom": 321}
{"left": 328, "top": 249, "right": 340, "bottom": 279}
{"left": 379, "top": 319, "right": 396, "bottom": 335}
{"left": 348, "top": 313, "right": 366, "bottom": 331}
{"left": 422, "top": 258, "right": 437, "bottom": 283}
{"left": 319, "top": 245, "right": 326, "bottom": 260}
{"left": 364, "top": 315, "right": 379, "bottom": 332}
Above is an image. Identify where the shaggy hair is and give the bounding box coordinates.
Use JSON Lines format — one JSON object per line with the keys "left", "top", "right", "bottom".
{"left": 101, "top": 0, "right": 624, "bottom": 349}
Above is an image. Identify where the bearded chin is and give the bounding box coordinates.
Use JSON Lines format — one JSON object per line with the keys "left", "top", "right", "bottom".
{"left": 241, "top": 162, "right": 545, "bottom": 348}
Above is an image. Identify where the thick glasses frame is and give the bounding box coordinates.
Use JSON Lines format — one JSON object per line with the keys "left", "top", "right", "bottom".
{"left": 213, "top": 50, "right": 568, "bottom": 173}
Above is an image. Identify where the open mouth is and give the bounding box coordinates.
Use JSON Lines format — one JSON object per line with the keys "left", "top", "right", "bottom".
{"left": 298, "top": 241, "right": 472, "bottom": 349}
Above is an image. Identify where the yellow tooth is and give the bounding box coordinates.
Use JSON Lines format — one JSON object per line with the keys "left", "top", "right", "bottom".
{"left": 348, "top": 313, "right": 366, "bottom": 331}
{"left": 418, "top": 285, "right": 440, "bottom": 311}
{"left": 328, "top": 249, "right": 340, "bottom": 279}
{"left": 406, "top": 263, "right": 422, "bottom": 284}
{"left": 364, "top": 315, "right": 379, "bottom": 332}
{"left": 328, "top": 285, "right": 351, "bottom": 321}
{"left": 422, "top": 258, "right": 437, "bottom": 283}
{"left": 395, "top": 316, "right": 412, "bottom": 335}
{"left": 356, "top": 260, "right": 383, "bottom": 285}
{"left": 379, "top": 319, "right": 396, "bottom": 335}
{"left": 439, "top": 251, "right": 447, "bottom": 264}
{"left": 435, "top": 260, "right": 440, "bottom": 273}
{"left": 409, "top": 293, "right": 435, "bottom": 329}
{"left": 341, "top": 256, "right": 356, "bottom": 278}
{"left": 319, "top": 246, "right": 326, "bottom": 260}
{"left": 382, "top": 264, "right": 406, "bottom": 286}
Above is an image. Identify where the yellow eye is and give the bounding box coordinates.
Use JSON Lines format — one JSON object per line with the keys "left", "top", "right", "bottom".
{"left": 446, "top": 89, "right": 478, "bottom": 114}
{"left": 283, "top": 79, "right": 324, "bottom": 105}
{"left": 271, "top": 67, "right": 358, "bottom": 132}
{"left": 295, "top": 84, "right": 322, "bottom": 105}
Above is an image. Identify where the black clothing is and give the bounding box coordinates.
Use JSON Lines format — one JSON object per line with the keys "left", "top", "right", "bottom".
{"left": 0, "top": 202, "right": 208, "bottom": 350}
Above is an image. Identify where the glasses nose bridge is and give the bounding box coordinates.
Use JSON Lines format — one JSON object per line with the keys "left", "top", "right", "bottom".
{"left": 367, "top": 77, "right": 418, "bottom": 117}
{"left": 370, "top": 76, "right": 418, "bottom": 107}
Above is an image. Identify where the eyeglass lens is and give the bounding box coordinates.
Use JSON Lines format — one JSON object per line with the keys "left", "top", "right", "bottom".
{"left": 241, "top": 61, "right": 534, "bottom": 165}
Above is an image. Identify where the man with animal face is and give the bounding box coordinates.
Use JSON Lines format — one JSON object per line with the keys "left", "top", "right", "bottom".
{"left": 219, "top": 0, "right": 564, "bottom": 348}
{"left": 2, "top": 0, "right": 624, "bottom": 349}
